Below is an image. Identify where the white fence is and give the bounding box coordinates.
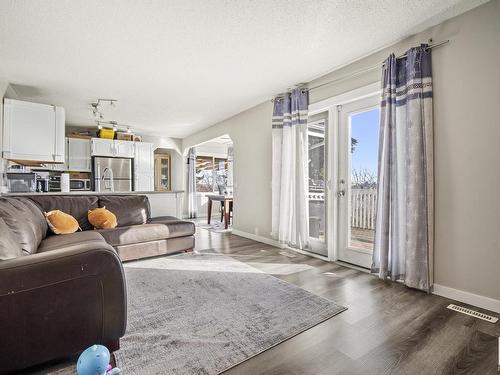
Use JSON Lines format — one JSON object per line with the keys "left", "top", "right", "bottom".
{"left": 351, "top": 188, "right": 377, "bottom": 230}
{"left": 307, "top": 188, "right": 377, "bottom": 230}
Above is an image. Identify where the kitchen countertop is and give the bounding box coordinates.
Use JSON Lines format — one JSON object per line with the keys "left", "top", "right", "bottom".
{"left": 1, "top": 190, "right": 184, "bottom": 196}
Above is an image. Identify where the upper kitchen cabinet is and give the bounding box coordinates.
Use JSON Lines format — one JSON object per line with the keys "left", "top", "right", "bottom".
{"left": 134, "top": 142, "right": 154, "bottom": 191}
{"left": 91, "top": 138, "right": 114, "bottom": 157}
{"left": 67, "top": 137, "right": 91, "bottom": 172}
{"left": 2, "top": 99, "right": 65, "bottom": 163}
{"left": 91, "top": 138, "right": 134, "bottom": 158}
{"left": 114, "top": 140, "right": 134, "bottom": 158}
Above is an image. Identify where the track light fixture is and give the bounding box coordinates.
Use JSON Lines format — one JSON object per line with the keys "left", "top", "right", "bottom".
{"left": 91, "top": 99, "right": 133, "bottom": 134}
{"left": 90, "top": 98, "right": 117, "bottom": 120}
{"left": 92, "top": 98, "right": 117, "bottom": 108}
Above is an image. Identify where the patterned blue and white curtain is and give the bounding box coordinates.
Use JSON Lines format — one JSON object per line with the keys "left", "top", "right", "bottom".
{"left": 187, "top": 147, "right": 197, "bottom": 219}
{"left": 372, "top": 45, "right": 434, "bottom": 292}
{"left": 271, "top": 88, "right": 309, "bottom": 249}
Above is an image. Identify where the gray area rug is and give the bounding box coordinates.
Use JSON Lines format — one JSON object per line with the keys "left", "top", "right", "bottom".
{"left": 115, "top": 252, "right": 346, "bottom": 374}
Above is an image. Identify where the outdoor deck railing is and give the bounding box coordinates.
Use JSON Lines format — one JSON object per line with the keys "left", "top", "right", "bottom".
{"left": 351, "top": 188, "right": 377, "bottom": 229}
{"left": 308, "top": 188, "right": 377, "bottom": 230}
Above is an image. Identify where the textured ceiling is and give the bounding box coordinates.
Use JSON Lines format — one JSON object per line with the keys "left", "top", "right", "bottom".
{"left": 0, "top": 0, "right": 487, "bottom": 138}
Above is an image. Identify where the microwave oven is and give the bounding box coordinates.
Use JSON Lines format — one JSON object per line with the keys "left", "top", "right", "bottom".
{"left": 70, "top": 179, "right": 92, "bottom": 191}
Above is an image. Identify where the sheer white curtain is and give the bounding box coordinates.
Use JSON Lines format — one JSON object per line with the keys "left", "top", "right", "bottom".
{"left": 271, "top": 88, "right": 309, "bottom": 249}
{"left": 187, "top": 147, "right": 197, "bottom": 218}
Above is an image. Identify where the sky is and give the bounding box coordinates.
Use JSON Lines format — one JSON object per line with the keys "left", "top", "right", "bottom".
{"left": 351, "top": 108, "right": 380, "bottom": 176}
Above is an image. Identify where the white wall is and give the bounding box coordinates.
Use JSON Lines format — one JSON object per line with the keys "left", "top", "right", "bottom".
{"left": 183, "top": 102, "right": 272, "bottom": 233}
{"left": 182, "top": 1, "right": 500, "bottom": 302}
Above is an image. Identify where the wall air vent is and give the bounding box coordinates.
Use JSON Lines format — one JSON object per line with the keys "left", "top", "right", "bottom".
{"left": 446, "top": 304, "right": 498, "bottom": 323}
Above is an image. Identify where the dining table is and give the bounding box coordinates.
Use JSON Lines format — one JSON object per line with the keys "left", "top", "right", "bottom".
{"left": 207, "top": 194, "right": 233, "bottom": 229}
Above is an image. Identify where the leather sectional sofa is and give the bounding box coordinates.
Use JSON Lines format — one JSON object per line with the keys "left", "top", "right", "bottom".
{"left": 0, "top": 194, "right": 195, "bottom": 373}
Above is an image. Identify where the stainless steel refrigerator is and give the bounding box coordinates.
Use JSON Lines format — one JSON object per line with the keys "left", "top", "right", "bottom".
{"left": 93, "top": 157, "right": 132, "bottom": 192}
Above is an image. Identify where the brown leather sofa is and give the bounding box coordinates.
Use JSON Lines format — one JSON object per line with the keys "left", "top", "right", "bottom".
{"left": 0, "top": 194, "right": 195, "bottom": 373}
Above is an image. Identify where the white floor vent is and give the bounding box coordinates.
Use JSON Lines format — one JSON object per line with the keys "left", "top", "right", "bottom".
{"left": 446, "top": 304, "right": 498, "bottom": 323}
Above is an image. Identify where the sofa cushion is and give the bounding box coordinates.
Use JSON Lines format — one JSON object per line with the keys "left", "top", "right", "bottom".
{"left": 38, "top": 231, "right": 107, "bottom": 253}
{"left": 115, "top": 236, "right": 195, "bottom": 261}
{"left": 99, "top": 195, "right": 150, "bottom": 227}
{"left": 0, "top": 198, "right": 41, "bottom": 255}
{"left": 12, "top": 197, "right": 48, "bottom": 241}
{"left": 28, "top": 195, "right": 98, "bottom": 231}
{"left": 0, "top": 218, "right": 23, "bottom": 260}
{"left": 97, "top": 224, "right": 173, "bottom": 247}
{"left": 149, "top": 216, "right": 196, "bottom": 237}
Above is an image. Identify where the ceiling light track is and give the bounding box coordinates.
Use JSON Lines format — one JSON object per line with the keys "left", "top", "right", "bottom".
{"left": 92, "top": 98, "right": 117, "bottom": 108}
{"left": 91, "top": 98, "right": 118, "bottom": 120}
{"left": 91, "top": 98, "right": 132, "bottom": 133}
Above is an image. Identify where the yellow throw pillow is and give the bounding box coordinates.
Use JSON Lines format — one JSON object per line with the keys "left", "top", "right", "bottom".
{"left": 45, "top": 210, "right": 80, "bottom": 234}
{"left": 88, "top": 207, "right": 118, "bottom": 229}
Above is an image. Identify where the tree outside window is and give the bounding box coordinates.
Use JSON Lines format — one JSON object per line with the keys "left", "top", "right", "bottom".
{"left": 196, "top": 156, "right": 228, "bottom": 193}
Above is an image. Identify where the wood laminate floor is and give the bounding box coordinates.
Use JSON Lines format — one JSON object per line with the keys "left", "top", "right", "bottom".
{"left": 193, "top": 226, "right": 500, "bottom": 375}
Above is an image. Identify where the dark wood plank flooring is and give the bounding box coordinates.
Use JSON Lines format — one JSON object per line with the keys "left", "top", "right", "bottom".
{"left": 194, "top": 227, "right": 500, "bottom": 375}
{"left": 21, "top": 226, "right": 499, "bottom": 375}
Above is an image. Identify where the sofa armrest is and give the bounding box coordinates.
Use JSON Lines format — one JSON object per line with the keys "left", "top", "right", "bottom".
{"left": 0, "top": 246, "right": 127, "bottom": 373}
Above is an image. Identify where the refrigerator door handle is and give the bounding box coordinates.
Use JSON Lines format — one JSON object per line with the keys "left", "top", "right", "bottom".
{"left": 96, "top": 161, "right": 101, "bottom": 192}
{"left": 102, "top": 167, "right": 115, "bottom": 192}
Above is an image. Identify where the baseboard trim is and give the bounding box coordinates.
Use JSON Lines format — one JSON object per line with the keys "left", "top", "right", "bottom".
{"left": 231, "top": 229, "right": 284, "bottom": 249}
{"left": 286, "top": 247, "right": 329, "bottom": 261}
{"left": 432, "top": 284, "right": 500, "bottom": 314}
{"left": 231, "top": 230, "right": 331, "bottom": 261}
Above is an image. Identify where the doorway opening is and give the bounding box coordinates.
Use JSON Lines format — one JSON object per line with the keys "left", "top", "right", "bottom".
{"left": 190, "top": 134, "right": 234, "bottom": 231}
{"left": 338, "top": 95, "right": 380, "bottom": 268}
{"left": 307, "top": 82, "right": 381, "bottom": 266}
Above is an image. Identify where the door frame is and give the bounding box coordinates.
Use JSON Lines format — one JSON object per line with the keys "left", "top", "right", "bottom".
{"left": 306, "top": 114, "right": 329, "bottom": 256}
{"left": 337, "top": 95, "right": 380, "bottom": 268}
{"left": 308, "top": 82, "right": 380, "bottom": 262}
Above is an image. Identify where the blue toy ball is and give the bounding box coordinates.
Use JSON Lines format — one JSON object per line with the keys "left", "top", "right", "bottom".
{"left": 77, "top": 345, "right": 110, "bottom": 375}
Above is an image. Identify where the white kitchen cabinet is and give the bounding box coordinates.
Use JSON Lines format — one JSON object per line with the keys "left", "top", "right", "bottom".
{"left": 2, "top": 99, "right": 65, "bottom": 163}
{"left": 134, "top": 142, "right": 154, "bottom": 191}
{"left": 91, "top": 138, "right": 114, "bottom": 157}
{"left": 48, "top": 139, "right": 69, "bottom": 171}
{"left": 134, "top": 142, "right": 153, "bottom": 173}
{"left": 67, "top": 138, "right": 91, "bottom": 172}
{"left": 114, "top": 140, "right": 135, "bottom": 158}
{"left": 91, "top": 138, "right": 135, "bottom": 158}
